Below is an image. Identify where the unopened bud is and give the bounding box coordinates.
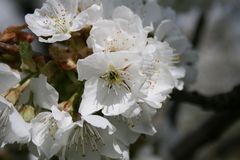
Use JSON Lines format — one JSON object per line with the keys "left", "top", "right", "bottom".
{"left": 3, "top": 79, "right": 30, "bottom": 105}
{"left": 20, "top": 105, "right": 35, "bottom": 122}
{"left": 59, "top": 93, "right": 78, "bottom": 113}
{"left": 59, "top": 99, "right": 74, "bottom": 113}
{"left": 59, "top": 59, "right": 77, "bottom": 70}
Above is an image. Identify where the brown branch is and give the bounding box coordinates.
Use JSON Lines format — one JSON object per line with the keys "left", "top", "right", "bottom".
{"left": 171, "top": 84, "right": 240, "bottom": 112}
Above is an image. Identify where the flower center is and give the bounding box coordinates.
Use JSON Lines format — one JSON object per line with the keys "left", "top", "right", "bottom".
{"left": 51, "top": 16, "right": 68, "bottom": 33}
{"left": 100, "top": 65, "right": 132, "bottom": 92}
{"left": 101, "top": 65, "right": 123, "bottom": 87}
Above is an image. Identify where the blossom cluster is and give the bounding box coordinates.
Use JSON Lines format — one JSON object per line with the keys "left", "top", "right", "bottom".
{"left": 0, "top": 0, "right": 187, "bottom": 159}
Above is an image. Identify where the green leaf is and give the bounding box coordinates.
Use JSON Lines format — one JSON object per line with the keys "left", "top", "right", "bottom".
{"left": 19, "top": 41, "right": 37, "bottom": 72}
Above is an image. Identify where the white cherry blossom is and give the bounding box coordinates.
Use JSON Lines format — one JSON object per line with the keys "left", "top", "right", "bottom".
{"left": 77, "top": 51, "right": 145, "bottom": 116}
{"left": 140, "top": 39, "right": 185, "bottom": 107}
{"left": 102, "top": 0, "right": 175, "bottom": 27}
{"left": 25, "top": 0, "right": 102, "bottom": 43}
{"left": 31, "top": 104, "right": 127, "bottom": 159}
{"left": 65, "top": 115, "right": 125, "bottom": 160}
{"left": 110, "top": 39, "right": 185, "bottom": 135}
{"left": 31, "top": 106, "right": 72, "bottom": 159}
{"left": 108, "top": 101, "right": 157, "bottom": 137}
{"left": 155, "top": 19, "right": 198, "bottom": 84}
{"left": 0, "top": 1, "right": 191, "bottom": 159}
{"left": 87, "top": 6, "right": 151, "bottom": 53}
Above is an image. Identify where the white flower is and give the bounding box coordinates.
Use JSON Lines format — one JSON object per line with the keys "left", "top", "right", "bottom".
{"left": 0, "top": 96, "right": 30, "bottom": 146}
{"left": 65, "top": 115, "right": 125, "bottom": 160}
{"left": 31, "top": 104, "right": 126, "bottom": 159}
{"left": 112, "top": 39, "right": 185, "bottom": 135}
{"left": 155, "top": 19, "right": 198, "bottom": 84}
{"left": 77, "top": 52, "right": 145, "bottom": 116}
{"left": 31, "top": 106, "right": 72, "bottom": 159}
{"left": 87, "top": 6, "right": 151, "bottom": 53}
{"left": 155, "top": 20, "right": 191, "bottom": 55}
{"left": 102, "top": 0, "right": 175, "bottom": 27}
{"left": 77, "top": 4, "right": 185, "bottom": 139}
{"left": 20, "top": 74, "right": 59, "bottom": 110}
{"left": 107, "top": 102, "right": 157, "bottom": 137}
{"left": 140, "top": 39, "right": 185, "bottom": 107}
{"left": 25, "top": 0, "right": 102, "bottom": 43}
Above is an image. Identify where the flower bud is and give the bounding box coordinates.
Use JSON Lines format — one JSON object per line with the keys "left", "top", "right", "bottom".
{"left": 3, "top": 79, "right": 30, "bottom": 105}
{"left": 20, "top": 105, "right": 35, "bottom": 122}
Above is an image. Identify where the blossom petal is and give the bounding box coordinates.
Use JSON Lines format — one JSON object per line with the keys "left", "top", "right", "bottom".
{"left": 130, "top": 104, "right": 157, "bottom": 136}
{"left": 52, "top": 105, "right": 73, "bottom": 129}
{"left": 31, "top": 112, "right": 52, "bottom": 146}
{"left": 109, "top": 117, "right": 140, "bottom": 146}
{"left": 79, "top": 0, "right": 102, "bottom": 10}
{"left": 4, "top": 106, "right": 31, "bottom": 144}
{"left": 101, "top": 87, "right": 136, "bottom": 116}
{"left": 0, "top": 63, "right": 20, "bottom": 94}
{"left": 58, "top": 0, "right": 78, "bottom": 16}
{"left": 155, "top": 19, "right": 191, "bottom": 55}
{"left": 79, "top": 78, "right": 104, "bottom": 116}
{"left": 83, "top": 115, "right": 116, "bottom": 134}
{"left": 99, "top": 130, "right": 126, "bottom": 159}
{"left": 71, "top": 4, "right": 103, "bottom": 31}
{"left": 77, "top": 53, "right": 109, "bottom": 81}
{"left": 29, "top": 74, "right": 59, "bottom": 110}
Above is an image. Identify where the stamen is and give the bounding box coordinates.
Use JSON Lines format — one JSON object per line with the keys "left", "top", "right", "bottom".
{"left": 38, "top": 115, "right": 58, "bottom": 140}
{"left": 80, "top": 127, "right": 86, "bottom": 156}
{"left": 68, "top": 123, "right": 105, "bottom": 156}
{"left": 49, "top": 119, "right": 58, "bottom": 137}
{"left": 127, "top": 118, "right": 135, "bottom": 128}
{"left": 100, "top": 65, "right": 132, "bottom": 93}
{"left": 45, "top": 13, "right": 68, "bottom": 34}
{"left": 0, "top": 108, "right": 9, "bottom": 142}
